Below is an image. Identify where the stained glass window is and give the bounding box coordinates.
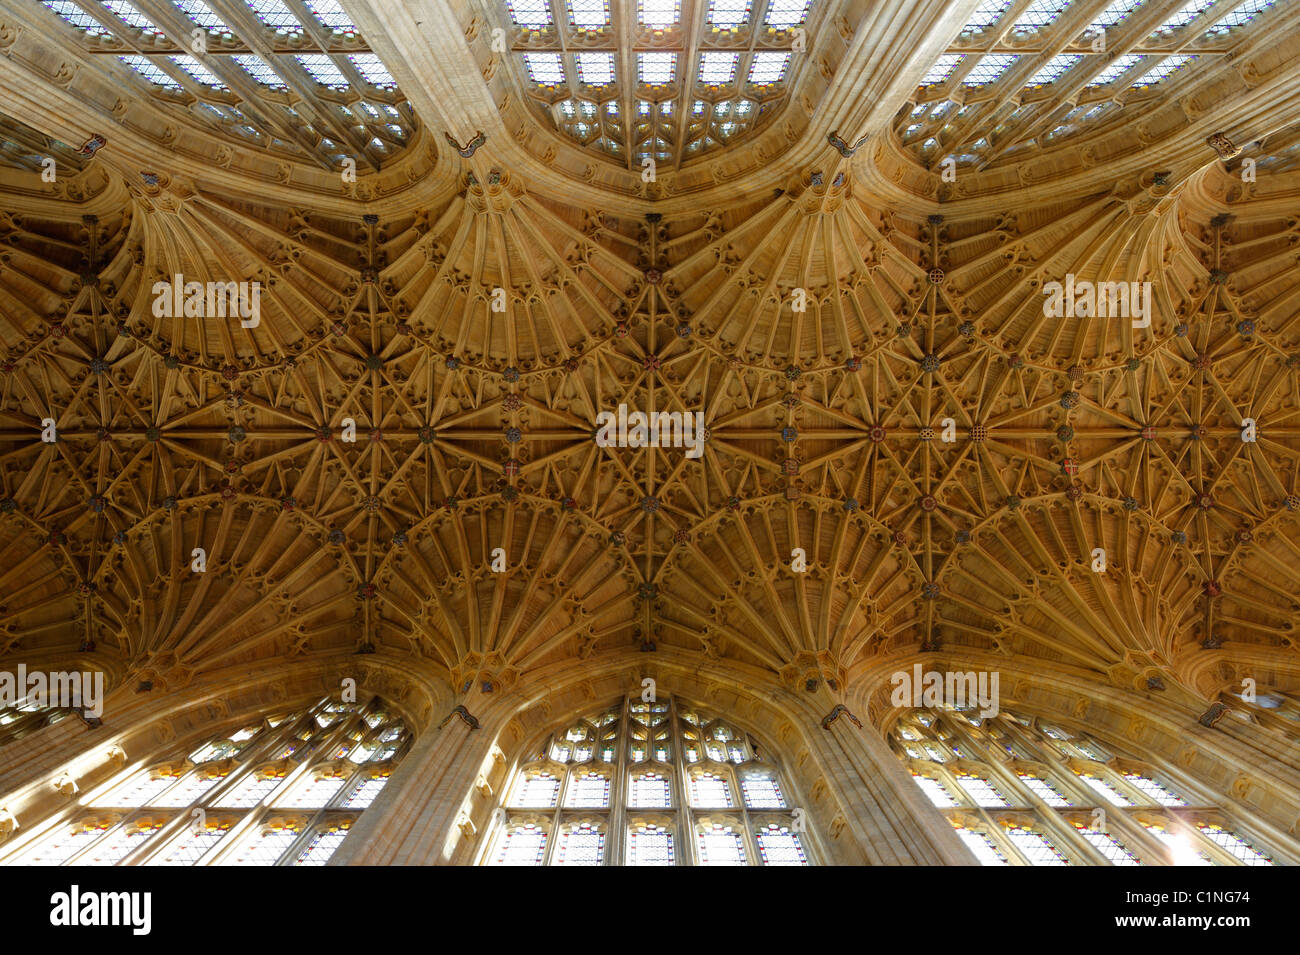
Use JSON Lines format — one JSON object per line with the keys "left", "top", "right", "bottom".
{"left": 12, "top": 823, "right": 108, "bottom": 865}
{"left": 921, "top": 55, "right": 964, "bottom": 86}
{"left": 279, "top": 773, "right": 347, "bottom": 808}
{"left": 1201, "top": 0, "right": 1274, "bottom": 36}
{"left": 171, "top": 55, "right": 226, "bottom": 88}
{"left": 565, "top": 773, "right": 611, "bottom": 808}
{"left": 214, "top": 771, "right": 288, "bottom": 808}
{"left": 102, "top": 769, "right": 183, "bottom": 806}
{"left": 151, "top": 825, "right": 231, "bottom": 866}
{"left": 748, "top": 51, "right": 791, "bottom": 85}
{"left": 78, "top": 824, "right": 161, "bottom": 866}
{"left": 43, "top": 1, "right": 114, "bottom": 36}
{"left": 119, "top": 56, "right": 183, "bottom": 90}
{"left": 103, "top": 0, "right": 163, "bottom": 34}
{"left": 638, "top": 52, "right": 676, "bottom": 85}
{"left": 709, "top": 0, "right": 751, "bottom": 28}
{"left": 628, "top": 824, "right": 674, "bottom": 865}
{"left": 342, "top": 773, "right": 390, "bottom": 809}
{"left": 293, "top": 827, "right": 349, "bottom": 865}
{"left": 297, "top": 54, "right": 349, "bottom": 89}
{"left": 954, "top": 774, "right": 1009, "bottom": 807}
{"left": 890, "top": 708, "right": 1280, "bottom": 866}
{"left": 556, "top": 824, "right": 604, "bottom": 865}
{"left": 1143, "top": 824, "right": 1214, "bottom": 865}
{"left": 1077, "top": 773, "right": 1133, "bottom": 806}
{"left": 1089, "top": 0, "right": 1145, "bottom": 30}
{"left": 1122, "top": 773, "right": 1186, "bottom": 806}
{"left": 1013, "top": 0, "right": 1070, "bottom": 29}
{"left": 564, "top": 0, "right": 604, "bottom": 28}
{"left": 0, "top": 697, "right": 409, "bottom": 867}
{"left": 690, "top": 772, "right": 733, "bottom": 807}
{"left": 525, "top": 53, "right": 566, "bottom": 86}
{"left": 245, "top": 0, "right": 302, "bottom": 33}
{"left": 963, "top": 55, "right": 1018, "bottom": 86}
{"left": 699, "top": 51, "right": 739, "bottom": 84}
{"left": 306, "top": 0, "right": 355, "bottom": 32}
{"left": 1004, "top": 826, "right": 1069, "bottom": 865}
{"left": 232, "top": 55, "right": 286, "bottom": 89}
{"left": 954, "top": 825, "right": 1007, "bottom": 865}
{"left": 151, "top": 772, "right": 226, "bottom": 807}
{"left": 961, "top": 0, "right": 1011, "bottom": 33}
{"left": 1088, "top": 54, "right": 1145, "bottom": 86}
{"left": 514, "top": 772, "right": 561, "bottom": 808}
{"left": 764, "top": 0, "right": 812, "bottom": 28}
{"left": 740, "top": 773, "right": 785, "bottom": 808}
{"left": 350, "top": 54, "right": 397, "bottom": 90}
{"left": 1075, "top": 824, "right": 1140, "bottom": 865}
{"left": 507, "top": 0, "right": 552, "bottom": 28}
{"left": 495, "top": 824, "right": 548, "bottom": 865}
{"left": 220, "top": 825, "right": 302, "bottom": 865}
{"left": 483, "top": 696, "right": 814, "bottom": 865}
{"left": 638, "top": 0, "right": 678, "bottom": 28}
{"left": 913, "top": 773, "right": 959, "bottom": 807}
{"left": 754, "top": 823, "right": 807, "bottom": 865}
{"left": 1025, "top": 55, "right": 1081, "bottom": 86}
{"left": 698, "top": 824, "right": 746, "bottom": 865}
{"left": 630, "top": 772, "right": 671, "bottom": 808}
{"left": 1131, "top": 55, "right": 1194, "bottom": 87}
{"left": 1018, "top": 774, "right": 1071, "bottom": 806}
{"left": 576, "top": 52, "right": 615, "bottom": 86}
{"left": 1196, "top": 825, "right": 1273, "bottom": 865}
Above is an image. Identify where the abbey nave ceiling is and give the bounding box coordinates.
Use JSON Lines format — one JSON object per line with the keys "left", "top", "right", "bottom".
{"left": 0, "top": 0, "right": 1299, "bottom": 743}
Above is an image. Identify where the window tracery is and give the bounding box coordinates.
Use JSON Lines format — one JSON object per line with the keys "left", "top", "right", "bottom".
{"left": 0, "top": 696, "right": 409, "bottom": 867}
{"left": 889, "top": 707, "right": 1285, "bottom": 866}
{"left": 35, "top": 0, "right": 416, "bottom": 169}
{"left": 900, "top": 0, "right": 1278, "bottom": 170}
{"left": 482, "top": 696, "right": 814, "bottom": 865}
{"left": 497, "top": 0, "right": 817, "bottom": 165}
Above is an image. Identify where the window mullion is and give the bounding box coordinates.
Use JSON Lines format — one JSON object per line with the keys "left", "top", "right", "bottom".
{"left": 608, "top": 695, "right": 630, "bottom": 864}
{"left": 670, "top": 696, "right": 697, "bottom": 866}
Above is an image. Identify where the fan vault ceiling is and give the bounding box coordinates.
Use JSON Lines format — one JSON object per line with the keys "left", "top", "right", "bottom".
{"left": 0, "top": 0, "right": 1299, "bottom": 727}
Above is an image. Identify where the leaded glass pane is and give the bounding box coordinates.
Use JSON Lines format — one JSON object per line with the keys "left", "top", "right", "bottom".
{"left": 514, "top": 773, "right": 561, "bottom": 808}
{"left": 151, "top": 826, "right": 230, "bottom": 866}
{"left": 1076, "top": 825, "right": 1140, "bottom": 865}
{"left": 755, "top": 824, "right": 807, "bottom": 865}
{"left": 220, "top": 826, "right": 302, "bottom": 865}
{"left": 630, "top": 772, "right": 671, "bottom": 808}
{"left": 689, "top": 772, "right": 733, "bottom": 808}
{"left": 1005, "top": 826, "right": 1070, "bottom": 865}
{"left": 627, "top": 824, "right": 673, "bottom": 865}
{"left": 292, "top": 829, "right": 349, "bottom": 865}
{"left": 565, "top": 772, "right": 610, "bottom": 808}
{"left": 740, "top": 773, "right": 786, "bottom": 809}
{"left": 556, "top": 824, "right": 604, "bottom": 865}
{"left": 495, "top": 824, "right": 547, "bottom": 865}
{"left": 1196, "top": 825, "right": 1273, "bottom": 865}
{"left": 1122, "top": 773, "right": 1186, "bottom": 806}
{"left": 698, "top": 824, "right": 746, "bottom": 865}
{"left": 78, "top": 825, "right": 161, "bottom": 865}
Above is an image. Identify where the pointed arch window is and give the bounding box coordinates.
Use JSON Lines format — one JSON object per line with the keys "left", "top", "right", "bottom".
{"left": 0, "top": 696, "right": 410, "bottom": 867}
{"left": 481, "top": 696, "right": 815, "bottom": 865}
{"left": 889, "top": 706, "right": 1286, "bottom": 865}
